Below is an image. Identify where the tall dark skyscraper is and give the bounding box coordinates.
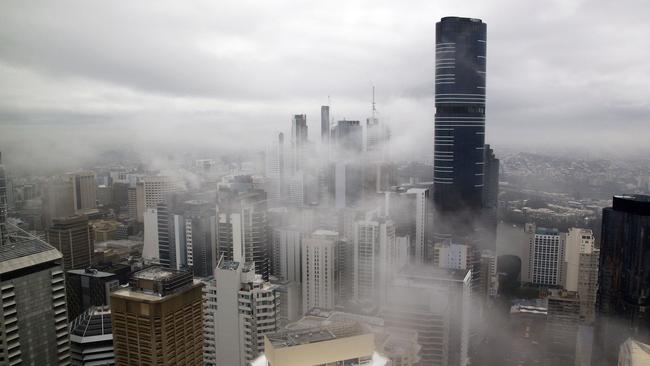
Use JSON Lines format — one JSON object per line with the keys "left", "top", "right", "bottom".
{"left": 0, "top": 152, "right": 7, "bottom": 246}
{"left": 321, "top": 105, "right": 330, "bottom": 145}
{"left": 433, "top": 16, "right": 487, "bottom": 240}
{"left": 593, "top": 195, "right": 650, "bottom": 365}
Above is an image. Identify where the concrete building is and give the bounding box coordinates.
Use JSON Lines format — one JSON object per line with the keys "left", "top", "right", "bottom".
{"left": 0, "top": 152, "right": 7, "bottom": 246}
{"left": 255, "top": 321, "right": 387, "bottom": 366}
{"left": 110, "top": 266, "right": 203, "bottom": 365}
{"left": 200, "top": 277, "right": 218, "bottom": 366}
{"left": 384, "top": 187, "right": 429, "bottom": 262}
{"left": 353, "top": 216, "right": 397, "bottom": 303}
{"left": 0, "top": 233, "right": 71, "bottom": 365}
{"left": 217, "top": 190, "right": 270, "bottom": 280}
{"left": 578, "top": 249, "right": 599, "bottom": 323}
{"left": 68, "top": 171, "right": 97, "bottom": 213}
{"left": 271, "top": 228, "right": 302, "bottom": 282}
{"left": 523, "top": 224, "right": 565, "bottom": 286}
{"left": 184, "top": 200, "right": 217, "bottom": 278}
{"left": 618, "top": 338, "right": 650, "bottom": 366}
{"left": 47, "top": 215, "right": 94, "bottom": 271}
{"left": 142, "top": 207, "right": 159, "bottom": 261}
{"left": 69, "top": 306, "right": 114, "bottom": 366}
{"left": 564, "top": 228, "right": 595, "bottom": 292}
{"left": 66, "top": 267, "right": 120, "bottom": 322}
{"left": 214, "top": 260, "right": 279, "bottom": 366}
{"left": 302, "top": 230, "right": 338, "bottom": 313}
{"left": 381, "top": 266, "right": 472, "bottom": 366}
{"left": 290, "top": 114, "right": 308, "bottom": 175}
{"left": 265, "top": 132, "right": 286, "bottom": 206}
{"left": 433, "top": 241, "right": 471, "bottom": 270}
{"left": 546, "top": 289, "right": 580, "bottom": 365}
{"left": 42, "top": 177, "right": 75, "bottom": 227}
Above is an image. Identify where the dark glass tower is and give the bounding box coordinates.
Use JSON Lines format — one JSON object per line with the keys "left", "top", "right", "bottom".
{"left": 433, "top": 16, "right": 487, "bottom": 239}
{"left": 593, "top": 195, "right": 650, "bottom": 365}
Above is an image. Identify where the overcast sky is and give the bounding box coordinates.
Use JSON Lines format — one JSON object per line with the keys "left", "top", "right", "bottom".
{"left": 1, "top": 0, "right": 649, "bottom": 171}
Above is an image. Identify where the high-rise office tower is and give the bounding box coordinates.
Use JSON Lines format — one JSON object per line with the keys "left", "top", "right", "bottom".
{"left": 333, "top": 120, "right": 363, "bottom": 157}
{"left": 291, "top": 114, "right": 308, "bottom": 174}
{"left": 578, "top": 248, "right": 599, "bottom": 323}
{"left": 157, "top": 200, "right": 186, "bottom": 270}
{"left": 0, "top": 152, "right": 7, "bottom": 246}
{"left": 353, "top": 215, "right": 397, "bottom": 303}
{"left": 563, "top": 227, "right": 594, "bottom": 292}
{"left": 385, "top": 187, "right": 430, "bottom": 262}
{"left": 546, "top": 289, "right": 581, "bottom": 365}
{"left": 522, "top": 224, "right": 565, "bottom": 286}
{"left": 68, "top": 171, "right": 97, "bottom": 213}
{"left": 302, "top": 229, "right": 339, "bottom": 313}
{"left": 481, "top": 144, "right": 499, "bottom": 251}
{"left": 66, "top": 267, "right": 120, "bottom": 322}
{"left": 47, "top": 215, "right": 94, "bottom": 271}
{"left": 184, "top": 200, "right": 217, "bottom": 278}
{"left": 110, "top": 266, "right": 204, "bottom": 365}
{"left": 594, "top": 195, "right": 650, "bottom": 365}
{"left": 42, "top": 177, "right": 75, "bottom": 227}
{"left": 217, "top": 190, "right": 270, "bottom": 280}
{"left": 271, "top": 227, "right": 302, "bottom": 282}
{"left": 201, "top": 278, "right": 218, "bottom": 366}
{"left": 0, "top": 233, "right": 71, "bottom": 365}
{"left": 265, "top": 132, "right": 286, "bottom": 206}
{"left": 381, "top": 266, "right": 472, "bottom": 366}
{"left": 433, "top": 16, "right": 487, "bottom": 240}
{"left": 69, "top": 306, "right": 114, "bottom": 366}
{"left": 321, "top": 106, "right": 330, "bottom": 146}
{"left": 214, "top": 260, "right": 279, "bottom": 366}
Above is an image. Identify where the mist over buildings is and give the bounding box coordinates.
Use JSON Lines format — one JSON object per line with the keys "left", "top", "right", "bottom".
{"left": 2, "top": 0, "right": 650, "bottom": 175}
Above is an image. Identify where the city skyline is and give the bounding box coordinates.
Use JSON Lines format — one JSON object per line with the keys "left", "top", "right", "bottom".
{"left": 1, "top": 4, "right": 650, "bottom": 366}
{"left": 2, "top": 1, "right": 650, "bottom": 175}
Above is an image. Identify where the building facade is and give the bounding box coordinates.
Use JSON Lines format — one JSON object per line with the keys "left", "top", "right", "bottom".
{"left": 47, "top": 215, "right": 94, "bottom": 271}
{"left": 0, "top": 236, "right": 71, "bottom": 365}
{"left": 433, "top": 17, "right": 487, "bottom": 239}
{"left": 302, "top": 230, "right": 338, "bottom": 313}
{"left": 594, "top": 195, "right": 650, "bottom": 365}
{"left": 110, "top": 267, "right": 204, "bottom": 365}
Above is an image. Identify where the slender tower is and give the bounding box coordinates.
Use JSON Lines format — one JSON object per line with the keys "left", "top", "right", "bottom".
{"left": 0, "top": 152, "right": 7, "bottom": 246}
{"left": 433, "top": 17, "right": 487, "bottom": 240}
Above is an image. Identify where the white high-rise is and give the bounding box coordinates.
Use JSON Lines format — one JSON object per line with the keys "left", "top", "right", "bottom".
{"left": 523, "top": 223, "right": 566, "bottom": 286}
{"left": 271, "top": 228, "right": 302, "bottom": 282}
{"left": 214, "top": 260, "right": 279, "bottom": 366}
{"left": 563, "top": 227, "right": 595, "bottom": 292}
{"left": 302, "top": 230, "right": 338, "bottom": 313}
{"left": 353, "top": 215, "right": 397, "bottom": 303}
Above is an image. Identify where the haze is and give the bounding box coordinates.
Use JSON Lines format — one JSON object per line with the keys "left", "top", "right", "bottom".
{"left": 1, "top": 0, "right": 649, "bottom": 173}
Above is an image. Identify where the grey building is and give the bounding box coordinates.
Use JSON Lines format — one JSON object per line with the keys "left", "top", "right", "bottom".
{"left": 594, "top": 195, "right": 650, "bottom": 365}
{"left": 47, "top": 215, "right": 95, "bottom": 271}
{"left": 66, "top": 268, "right": 120, "bottom": 322}
{"left": 433, "top": 16, "right": 487, "bottom": 243}
{"left": 69, "top": 306, "right": 114, "bottom": 366}
{"left": 0, "top": 233, "right": 71, "bottom": 365}
{"left": 0, "top": 152, "right": 7, "bottom": 246}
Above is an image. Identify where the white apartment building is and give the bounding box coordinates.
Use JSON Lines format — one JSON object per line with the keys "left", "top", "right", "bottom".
{"left": 302, "top": 230, "right": 338, "bottom": 313}
{"left": 523, "top": 223, "right": 565, "bottom": 286}
{"left": 214, "top": 260, "right": 279, "bottom": 366}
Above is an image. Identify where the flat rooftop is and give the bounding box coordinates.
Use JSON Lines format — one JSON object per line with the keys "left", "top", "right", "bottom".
{"left": 132, "top": 266, "right": 181, "bottom": 281}
{"left": 268, "top": 321, "right": 366, "bottom": 348}
{"left": 0, "top": 226, "right": 62, "bottom": 275}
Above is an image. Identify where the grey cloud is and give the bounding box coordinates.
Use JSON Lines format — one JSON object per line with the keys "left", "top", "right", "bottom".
{"left": 1, "top": 0, "right": 650, "bottom": 173}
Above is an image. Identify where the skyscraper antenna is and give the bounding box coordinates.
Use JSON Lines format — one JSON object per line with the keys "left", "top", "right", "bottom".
{"left": 372, "top": 86, "right": 376, "bottom": 120}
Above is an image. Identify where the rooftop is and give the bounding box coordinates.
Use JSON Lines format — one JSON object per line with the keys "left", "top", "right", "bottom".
{"left": 132, "top": 266, "right": 181, "bottom": 281}
{"left": 0, "top": 226, "right": 62, "bottom": 275}
{"left": 67, "top": 267, "right": 116, "bottom": 278}
{"left": 268, "top": 321, "right": 366, "bottom": 348}
{"left": 613, "top": 194, "right": 650, "bottom": 215}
